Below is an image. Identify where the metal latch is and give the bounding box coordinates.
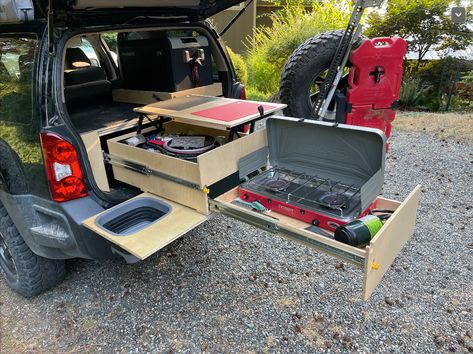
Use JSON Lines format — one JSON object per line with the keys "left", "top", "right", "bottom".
{"left": 184, "top": 49, "right": 205, "bottom": 65}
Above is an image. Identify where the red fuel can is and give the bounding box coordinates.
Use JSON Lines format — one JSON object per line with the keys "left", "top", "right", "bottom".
{"left": 345, "top": 37, "right": 407, "bottom": 148}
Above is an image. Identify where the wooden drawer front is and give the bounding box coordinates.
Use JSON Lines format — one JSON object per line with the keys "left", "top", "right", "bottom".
{"left": 107, "top": 125, "right": 267, "bottom": 212}
{"left": 362, "top": 186, "right": 421, "bottom": 299}
{"left": 212, "top": 186, "right": 421, "bottom": 299}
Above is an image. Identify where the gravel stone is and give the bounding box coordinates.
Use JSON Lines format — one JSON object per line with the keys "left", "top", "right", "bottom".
{"left": 1, "top": 129, "right": 472, "bottom": 353}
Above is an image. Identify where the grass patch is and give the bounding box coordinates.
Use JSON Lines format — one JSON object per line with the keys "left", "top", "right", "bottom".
{"left": 394, "top": 112, "right": 473, "bottom": 146}
{"left": 0, "top": 123, "right": 41, "bottom": 163}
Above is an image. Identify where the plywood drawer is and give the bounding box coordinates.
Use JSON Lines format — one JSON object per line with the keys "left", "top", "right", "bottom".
{"left": 107, "top": 123, "right": 267, "bottom": 213}
{"left": 211, "top": 186, "right": 421, "bottom": 299}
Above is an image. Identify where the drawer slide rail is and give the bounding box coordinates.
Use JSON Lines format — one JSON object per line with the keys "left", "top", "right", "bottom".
{"left": 105, "top": 153, "right": 203, "bottom": 191}
{"left": 210, "top": 200, "right": 366, "bottom": 267}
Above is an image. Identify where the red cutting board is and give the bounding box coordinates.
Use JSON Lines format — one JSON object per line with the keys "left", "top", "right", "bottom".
{"left": 191, "top": 101, "right": 278, "bottom": 122}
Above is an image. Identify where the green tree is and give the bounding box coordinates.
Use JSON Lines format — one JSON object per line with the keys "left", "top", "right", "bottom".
{"left": 365, "top": 0, "right": 472, "bottom": 69}
{"left": 102, "top": 32, "right": 118, "bottom": 53}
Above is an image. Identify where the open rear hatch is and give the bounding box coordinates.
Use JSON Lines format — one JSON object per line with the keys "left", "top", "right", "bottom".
{"left": 36, "top": 0, "right": 247, "bottom": 25}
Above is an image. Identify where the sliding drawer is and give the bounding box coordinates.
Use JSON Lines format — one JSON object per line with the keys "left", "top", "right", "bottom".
{"left": 83, "top": 193, "right": 207, "bottom": 260}
{"left": 107, "top": 122, "right": 267, "bottom": 213}
{"left": 211, "top": 185, "right": 421, "bottom": 299}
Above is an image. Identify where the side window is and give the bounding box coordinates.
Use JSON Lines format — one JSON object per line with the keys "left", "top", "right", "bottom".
{"left": 0, "top": 35, "right": 37, "bottom": 126}
{"left": 77, "top": 38, "right": 100, "bottom": 67}
{"left": 101, "top": 32, "right": 118, "bottom": 66}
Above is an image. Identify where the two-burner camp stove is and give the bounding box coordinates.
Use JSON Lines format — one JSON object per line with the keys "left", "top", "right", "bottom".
{"left": 237, "top": 117, "right": 387, "bottom": 232}
{"left": 239, "top": 167, "right": 375, "bottom": 231}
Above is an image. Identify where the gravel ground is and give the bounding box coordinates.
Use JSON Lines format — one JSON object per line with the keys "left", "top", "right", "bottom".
{"left": 1, "top": 128, "right": 472, "bottom": 353}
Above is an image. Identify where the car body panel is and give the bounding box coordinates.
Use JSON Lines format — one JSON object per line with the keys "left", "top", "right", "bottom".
{"left": 36, "top": 0, "right": 247, "bottom": 26}
{"left": 0, "top": 16, "right": 243, "bottom": 261}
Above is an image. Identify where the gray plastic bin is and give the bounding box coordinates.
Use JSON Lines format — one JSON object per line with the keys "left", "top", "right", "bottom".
{"left": 95, "top": 197, "right": 172, "bottom": 237}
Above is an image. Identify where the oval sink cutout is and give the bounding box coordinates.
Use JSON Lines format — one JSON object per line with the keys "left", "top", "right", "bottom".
{"left": 95, "top": 197, "right": 172, "bottom": 236}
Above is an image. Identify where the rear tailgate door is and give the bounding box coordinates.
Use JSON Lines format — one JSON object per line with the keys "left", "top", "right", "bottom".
{"left": 36, "top": 0, "right": 247, "bottom": 25}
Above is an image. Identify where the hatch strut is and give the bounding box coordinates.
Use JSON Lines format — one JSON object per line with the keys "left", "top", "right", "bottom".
{"left": 219, "top": 0, "right": 254, "bottom": 37}
{"left": 47, "top": 0, "right": 54, "bottom": 54}
{"left": 310, "top": 0, "right": 383, "bottom": 120}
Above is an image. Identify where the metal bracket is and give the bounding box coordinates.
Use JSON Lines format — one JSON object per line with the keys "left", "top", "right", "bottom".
{"left": 210, "top": 200, "right": 366, "bottom": 267}
{"left": 312, "top": 0, "right": 385, "bottom": 120}
{"left": 184, "top": 49, "right": 205, "bottom": 64}
{"left": 104, "top": 153, "right": 203, "bottom": 191}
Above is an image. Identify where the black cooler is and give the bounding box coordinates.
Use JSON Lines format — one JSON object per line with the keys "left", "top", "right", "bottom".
{"left": 118, "top": 32, "right": 212, "bottom": 92}
{"left": 167, "top": 35, "right": 213, "bottom": 91}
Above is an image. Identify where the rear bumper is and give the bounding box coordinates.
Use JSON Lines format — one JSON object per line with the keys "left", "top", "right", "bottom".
{"left": 0, "top": 191, "right": 128, "bottom": 261}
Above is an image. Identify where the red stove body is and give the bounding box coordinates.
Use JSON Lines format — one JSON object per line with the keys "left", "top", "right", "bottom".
{"left": 237, "top": 119, "right": 386, "bottom": 233}
{"left": 239, "top": 187, "right": 377, "bottom": 232}
{"left": 345, "top": 37, "right": 407, "bottom": 149}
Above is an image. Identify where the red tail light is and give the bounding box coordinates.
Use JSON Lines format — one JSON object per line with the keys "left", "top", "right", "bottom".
{"left": 240, "top": 85, "right": 247, "bottom": 100}
{"left": 40, "top": 132, "right": 87, "bottom": 203}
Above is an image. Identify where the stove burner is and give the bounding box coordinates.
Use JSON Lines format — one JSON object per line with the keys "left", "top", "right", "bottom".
{"left": 319, "top": 192, "right": 349, "bottom": 209}
{"left": 239, "top": 167, "right": 364, "bottom": 222}
{"left": 264, "top": 178, "right": 289, "bottom": 192}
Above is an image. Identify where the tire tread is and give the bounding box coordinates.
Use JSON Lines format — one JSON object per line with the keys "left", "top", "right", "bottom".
{"left": 0, "top": 202, "right": 65, "bottom": 297}
{"left": 279, "top": 30, "right": 345, "bottom": 118}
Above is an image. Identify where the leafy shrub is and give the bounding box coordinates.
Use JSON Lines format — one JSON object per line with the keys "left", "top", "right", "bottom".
{"left": 245, "top": 1, "right": 350, "bottom": 97}
{"left": 399, "top": 75, "right": 431, "bottom": 109}
{"left": 452, "top": 70, "right": 473, "bottom": 111}
{"left": 227, "top": 47, "right": 248, "bottom": 85}
{"left": 416, "top": 87, "right": 442, "bottom": 111}
{"left": 246, "top": 87, "right": 271, "bottom": 101}
{"left": 102, "top": 32, "right": 118, "bottom": 52}
{"left": 415, "top": 58, "right": 473, "bottom": 89}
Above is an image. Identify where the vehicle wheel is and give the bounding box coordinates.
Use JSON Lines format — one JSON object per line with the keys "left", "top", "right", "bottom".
{"left": 279, "top": 30, "right": 347, "bottom": 119}
{"left": 0, "top": 202, "right": 66, "bottom": 297}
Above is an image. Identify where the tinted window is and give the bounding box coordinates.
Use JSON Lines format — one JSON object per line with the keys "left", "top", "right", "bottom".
{"left": 0, "top": 36, "right": 36, "bottom": 125}
{"left": 0, "top": 35, "right": 46, "bottom": 196}
{"left": 66, "top": 37, "right": 100, "bottom": 67}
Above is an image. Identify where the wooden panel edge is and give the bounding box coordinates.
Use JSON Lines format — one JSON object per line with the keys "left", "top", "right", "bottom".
{"left": 362, "top": 185, "right": 421, "bottom": 300}
{"left": 113, "top": 83, "right": 223, "bottom": 105}
{"left": 112, "top": 166, "right": 209, "bottom": 214}
{"left": 80, "top": 131, "right": 110, "bottom": 192}
{"left": 108, "top": 138, "right": 202, "bottom": 186}
{"left": 82, "top": 193, "right": 207, "bottom": 260}
{"left": 197, "top": 129, "right": 268, "bottom": 187}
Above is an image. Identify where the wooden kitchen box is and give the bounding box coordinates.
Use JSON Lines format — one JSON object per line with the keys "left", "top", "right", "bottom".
{"left": 83, "top": 116, "right": 420, "bottom": 299}
{"left": 106, "top": 122, "right": 268, "bottom": 214}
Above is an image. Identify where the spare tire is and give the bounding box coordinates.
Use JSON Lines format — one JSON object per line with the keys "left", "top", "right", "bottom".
{"left": 279, "top": 30, "right": 346, "bottom": 119}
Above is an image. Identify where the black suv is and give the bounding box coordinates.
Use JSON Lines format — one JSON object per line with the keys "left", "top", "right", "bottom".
{"left": 0, "top": 1, "right": 247, "bottom": 297}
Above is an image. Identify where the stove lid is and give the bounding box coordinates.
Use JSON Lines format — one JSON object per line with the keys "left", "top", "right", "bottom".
{"left": 266, "top": 117, "right": 386, "bottom": 210}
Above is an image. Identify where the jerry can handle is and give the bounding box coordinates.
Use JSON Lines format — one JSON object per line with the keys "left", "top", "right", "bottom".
{"left": 372, "top": 37, "right": 395, "bottom": 46}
